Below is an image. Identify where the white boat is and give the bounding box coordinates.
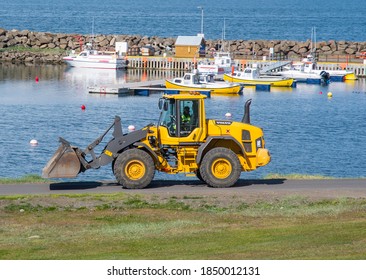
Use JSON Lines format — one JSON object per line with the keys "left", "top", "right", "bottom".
{"left": 296, "top": 54, "right": 356, "bottom": 81}
{"left": 280, "top": 28, "right": 356, "bottom": 81}
{"left": 197, "top": 51, "right": 235, "bottom": 75}
{"left": 276, "top": 56, "right": 331, "bottom": 84}
{"left": 63, "top": 43, "right": 128, "bottom": 69}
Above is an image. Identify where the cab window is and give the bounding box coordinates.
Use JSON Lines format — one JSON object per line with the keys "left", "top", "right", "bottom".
{"left": 159, "top": 99, "right": 177, "bottom": 136}
{"left": 159, "top": 98, "right": 200, "bottom": 137}
{"left": 179, "top": 100, "right": 199, "bottom": 137}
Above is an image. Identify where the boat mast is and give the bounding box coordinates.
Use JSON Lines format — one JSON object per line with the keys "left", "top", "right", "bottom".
{"left": 311, "top": 27, "right": 317, "bottom": 57}
{"left": 91, "top": 17, "right": 95, "bottom": 48}
{"left": 221, "top": 19, "right": 226, "bottom": 52}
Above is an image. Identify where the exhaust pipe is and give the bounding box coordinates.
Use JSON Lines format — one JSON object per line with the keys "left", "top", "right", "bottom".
{"left": 242, "top": 99, "right": 252, "bottom": 124}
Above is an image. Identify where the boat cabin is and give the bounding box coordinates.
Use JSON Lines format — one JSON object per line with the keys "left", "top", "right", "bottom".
{"left": 171, "top": 73, "right": 217, "bottom": 86}
{"left": 171, "top": 73, "right": 200, "bottom": 85}
{"left": 198, "top": 73, "right": 215, "bottom": 83}
{"left": 288, "top": 55, "right": 317, "bottom": 73}
{"left": 232, "top": 68, "right": 261, "bottom": 79}
{"left": 213, "top": 52, "right": 233, "bottom": 67}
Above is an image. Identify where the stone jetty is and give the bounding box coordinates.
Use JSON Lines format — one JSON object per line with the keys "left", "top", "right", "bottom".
{"left": 1, "top": 28, "right": 366, "bottom": 64}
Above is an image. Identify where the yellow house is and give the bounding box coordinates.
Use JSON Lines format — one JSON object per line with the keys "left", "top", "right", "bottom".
{"left": 174, "top": 36, "right": 206, "bottom": 58}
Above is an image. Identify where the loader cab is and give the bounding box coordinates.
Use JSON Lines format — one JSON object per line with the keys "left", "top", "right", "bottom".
{"left": 158, "top": 94, "right": 205, "bottom": 143}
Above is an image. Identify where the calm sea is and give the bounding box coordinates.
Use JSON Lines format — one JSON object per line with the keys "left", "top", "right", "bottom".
{"left": 1, "top": 0, "right": 366, "bottom": 42}
{"left": 1, "top": 64, "right": 366, "bottom": 181}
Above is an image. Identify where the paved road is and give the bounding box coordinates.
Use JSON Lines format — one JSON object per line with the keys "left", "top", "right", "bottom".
{"left": 1, "top": 179, "right": 365, "bottom": 200}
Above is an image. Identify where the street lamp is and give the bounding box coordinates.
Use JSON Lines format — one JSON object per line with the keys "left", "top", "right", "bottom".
{"left": 197, "top": 6, "right": 204, "bottom": 35}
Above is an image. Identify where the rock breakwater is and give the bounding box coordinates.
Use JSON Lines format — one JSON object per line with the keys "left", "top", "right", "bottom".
{"left": 1, "top": 28, "right": 366, "bottom": 64}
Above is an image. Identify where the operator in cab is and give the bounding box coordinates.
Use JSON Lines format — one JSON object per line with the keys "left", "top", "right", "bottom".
{"left": 181, "top": 106, "right": 191, "bottom": 124}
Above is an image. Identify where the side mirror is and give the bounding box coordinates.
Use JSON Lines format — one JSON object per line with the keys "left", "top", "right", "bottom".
{"left": 163, "top": 101, "right": 168, "bottom": 111}
{"left": 158, "top": 98, "right": 164, "bottom": 110}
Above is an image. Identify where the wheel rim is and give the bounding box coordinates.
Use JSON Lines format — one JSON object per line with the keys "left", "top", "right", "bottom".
{"left": 211, "top": 158, "right": 232, "bottom": 179}
{"left": 125, "top": 160, "right": 146, "bottom": 180}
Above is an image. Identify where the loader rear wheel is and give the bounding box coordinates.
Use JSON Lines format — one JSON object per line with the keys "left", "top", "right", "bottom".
{"left": 113, "top": 149, "right": 155, "bottom": 189}
{"left": 199, "top": 147, "right": 241, "bottom": 188}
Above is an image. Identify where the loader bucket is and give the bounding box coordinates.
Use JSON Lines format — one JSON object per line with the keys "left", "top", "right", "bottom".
{"left": 42, "top": 138, "right": 81, "bottom": 178}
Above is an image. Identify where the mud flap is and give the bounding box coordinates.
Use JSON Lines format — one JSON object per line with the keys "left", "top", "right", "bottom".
{"left": 42, "top": 138, "right": 81, "bottom": 178}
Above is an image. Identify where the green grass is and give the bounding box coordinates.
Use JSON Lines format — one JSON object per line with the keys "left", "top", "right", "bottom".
{"left": 0, "top": 194, "right": 365, "bottom": 260}
{"left": 0, "top": 173, "right": 355, "bottom": 185}
{"left": 0, "top": 46, "right": 66, "bottom": 55}
{"left": 0, "top": 174, "right": 50, "bottom": 184}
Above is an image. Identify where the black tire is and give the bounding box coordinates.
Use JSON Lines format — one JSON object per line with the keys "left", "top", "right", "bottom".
{"left": 195, "top": 169, "right": 205, "bottom": 183}
{"left": 113, "top": 149, "right": 155, "bottom": 189}
{"left": 199, "top": 147, "right": 241, "bottom": 188}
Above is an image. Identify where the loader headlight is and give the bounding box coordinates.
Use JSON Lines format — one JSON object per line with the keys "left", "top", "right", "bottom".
{"left": 256, "top": 137, "right": 263, "bottom": 149}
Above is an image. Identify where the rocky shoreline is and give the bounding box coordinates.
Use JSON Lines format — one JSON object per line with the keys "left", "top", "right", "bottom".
{"left": 1, "top": 28, "right": 366, "bottom": 64}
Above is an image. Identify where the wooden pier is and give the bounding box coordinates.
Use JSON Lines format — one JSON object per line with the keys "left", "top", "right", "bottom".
{"left": 87, "top": 56, "right": 366, "bottom": 96}
{"left": 125, "top": 56, "right": 366, "bottom": 77}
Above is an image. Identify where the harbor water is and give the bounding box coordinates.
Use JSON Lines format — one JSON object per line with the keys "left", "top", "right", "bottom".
{"left": 1, "top": 63, "right": 366, "bottom": 182}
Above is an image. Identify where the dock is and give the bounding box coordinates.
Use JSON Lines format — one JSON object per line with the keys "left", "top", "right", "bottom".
{"left": 125, "top": 56, "right": 366, "bottom": 77}
{"left": 88, "top": 79, "right": 212, "bottom": 97}
{"left": 88, "top": 80, "right": 165, "bottom": 95}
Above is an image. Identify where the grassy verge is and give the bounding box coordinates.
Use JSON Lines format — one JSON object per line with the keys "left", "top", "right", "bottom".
{"left": 0, "top": 174, "right": 50, "bottom": 184}
{"left": 0, "top": 173, "right": 337, "bottom": 185}
{"left": 0, "top": 193, "right": 365, "bottom": 260}
{"left": 0, "top": 46, "right": 66, "bottom": 55}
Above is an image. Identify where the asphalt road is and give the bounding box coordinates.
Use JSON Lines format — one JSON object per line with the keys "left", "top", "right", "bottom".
{"left": 1, "top": 179, "right": 365, "bottom": 201}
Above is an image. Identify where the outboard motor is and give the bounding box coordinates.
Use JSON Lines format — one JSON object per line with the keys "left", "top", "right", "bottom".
{"left": 320, "top": 71, "right": 330, "bottom": 84}
{"left": 242, "top": 99, "right": 252, "bottom": 124}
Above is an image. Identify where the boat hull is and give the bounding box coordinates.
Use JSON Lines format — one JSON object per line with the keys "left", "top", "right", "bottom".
{"left": 276, "top": 70, "right": 329, "bottom": 83}
{"left": 343, "top": 72, "right": 357, "bottom": 80}
{"left": 63, "top": 57, "right": 127, "bottom": 69}
{"left": 327, "top": 71, "right": 357, "bottom": 80}
{"left": 165, "top": 80, "right": 242, "bottom": 94}
{"left": 223, "top": 74, "right": 293, "bottom": 87}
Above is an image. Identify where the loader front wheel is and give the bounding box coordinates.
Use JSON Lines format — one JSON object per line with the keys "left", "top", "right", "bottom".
{"left": 199, "top": 147, "right": 241, "bottom": 188}
{"left": 113, "top": 149, "right": 155, "bottom": 189}
{"left": 195, "top": 170, "right": 205, "bottom": 183}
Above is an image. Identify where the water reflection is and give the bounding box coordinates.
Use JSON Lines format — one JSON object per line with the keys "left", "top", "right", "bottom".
{"left": 0, "top": 62, "right": 184, "bottom": 84}
{"left": 63, "top": 67, "right": 127, "bottom": 88}
{"left": 0, "top": 63, "right": 67, "bottom": 81}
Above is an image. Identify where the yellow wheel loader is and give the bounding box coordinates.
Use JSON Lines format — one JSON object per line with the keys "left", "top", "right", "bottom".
{"left": 42, "top": 93, "right": 270, "bottom": 188}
